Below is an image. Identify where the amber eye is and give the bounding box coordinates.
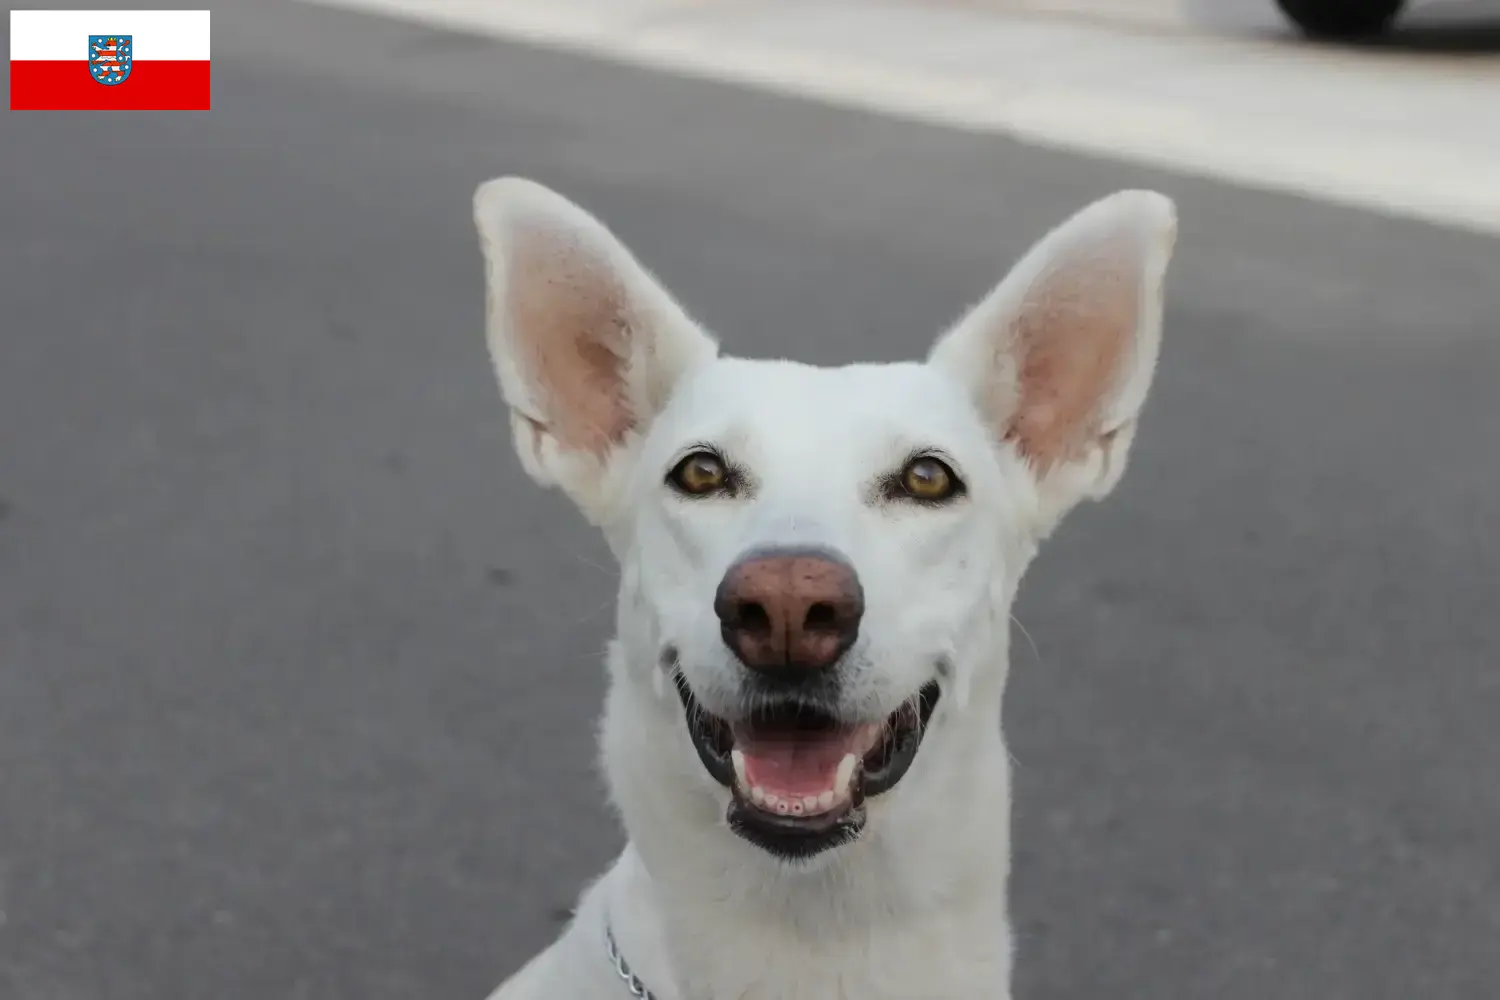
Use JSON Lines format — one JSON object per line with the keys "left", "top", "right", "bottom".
{"left": 668, "top": 451, "right": 730, "bottom": 495}
{"left": 898, "top": 456, "right": 960, "bottom": 502}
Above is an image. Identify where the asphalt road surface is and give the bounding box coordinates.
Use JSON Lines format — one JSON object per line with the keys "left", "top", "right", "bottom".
{"left": 2, "top": 2, "right": 1497, "bottom": 998}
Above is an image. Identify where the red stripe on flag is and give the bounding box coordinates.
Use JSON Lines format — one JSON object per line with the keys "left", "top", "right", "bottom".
{"left": 10, "top": 60, "right": 211, "bottom": 111}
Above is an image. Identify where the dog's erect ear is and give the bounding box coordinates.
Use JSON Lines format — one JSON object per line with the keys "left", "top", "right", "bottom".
{"left": 473, "top": 178, "right": 718, "bottom": 522}
{"left": 928, "top": 190, "right": 1177, "bottom": 536}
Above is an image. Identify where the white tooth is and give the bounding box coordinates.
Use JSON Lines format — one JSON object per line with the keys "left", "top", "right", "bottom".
{"left": 835, "top": 753, "right": 859, "bottom": 793}
{"left": 764, "top": 792, "right": 779, "bottom": 808}
{"left": 802, "top": 795, "right": 821, "bottom": 813}
{"left": 790, "top": 799, "right": 805, "bottom": 816}
{"left": 817, "top": 790, "right": 835, "bottom": 810}
{"left": 751, "top": 786, "right": 766, "bottom": 804}
{"left": 731, "top": 750, "right": 748, "bottom": 788}
{"left": 775, "top": 799, "right": 791, "bottom": 815}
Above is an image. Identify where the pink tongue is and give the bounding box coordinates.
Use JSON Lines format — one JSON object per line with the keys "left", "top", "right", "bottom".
{"left": 733, "top": 723, "right": 882, "bottom": 799}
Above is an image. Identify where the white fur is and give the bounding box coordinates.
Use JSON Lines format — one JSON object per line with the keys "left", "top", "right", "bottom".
{"left": 473, "top": 177, "right": 1178, "bottom": 1000}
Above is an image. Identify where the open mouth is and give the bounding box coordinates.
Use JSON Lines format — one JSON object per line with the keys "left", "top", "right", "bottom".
{"left": 674, "top": 674, "right": 941, "bottom": 859}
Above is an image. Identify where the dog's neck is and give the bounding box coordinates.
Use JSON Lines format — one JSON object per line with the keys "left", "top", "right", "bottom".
{"left": 598, "top": 642, "right": 1016, "bottom": 1000}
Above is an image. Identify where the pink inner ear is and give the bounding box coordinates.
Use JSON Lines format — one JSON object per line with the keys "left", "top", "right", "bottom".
{"left": 508, "top": 226, "right": 635, "bottom": 458}
{"left": 1003, "top": 249, "right": 1139, "bottom": 475}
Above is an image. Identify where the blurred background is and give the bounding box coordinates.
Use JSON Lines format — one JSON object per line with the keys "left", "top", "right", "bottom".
{"left": 1, "top": 0, "right": 1496, "bottom": 998}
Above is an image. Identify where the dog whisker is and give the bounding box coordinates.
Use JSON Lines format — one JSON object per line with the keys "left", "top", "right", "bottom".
{"left": 562, "top": 545, "right": 614, "bottom": 578}
{"left": 1009, "top": 613, "right": 1044, "bottom": 668}
{"left": 569, "top": 596, "right": 616, "bottom": 625}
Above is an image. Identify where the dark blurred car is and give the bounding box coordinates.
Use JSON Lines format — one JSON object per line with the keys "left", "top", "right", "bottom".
{"left": 1276, "top": 0, "right": 1404, "bottom": 37}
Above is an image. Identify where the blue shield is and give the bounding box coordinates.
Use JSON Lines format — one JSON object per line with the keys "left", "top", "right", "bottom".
{"left": 88, "top": 34, "right": 132, "bottom": 86}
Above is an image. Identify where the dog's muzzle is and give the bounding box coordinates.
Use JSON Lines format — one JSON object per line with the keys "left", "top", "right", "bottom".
{"left": 674, "top": 673, "right": 941, "bottom": 860}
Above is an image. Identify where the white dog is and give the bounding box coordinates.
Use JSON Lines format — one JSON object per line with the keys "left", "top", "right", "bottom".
{"left": 473, "top": 177, "right": 1178, "bottom": 1000}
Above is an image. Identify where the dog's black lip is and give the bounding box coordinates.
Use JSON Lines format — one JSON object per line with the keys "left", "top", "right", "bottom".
{"left": 675, "top": 672, "right": 736, "bottom": 787}
{"left": 727, "top": 798, "right": 866, "bottom": 860}
{"left": 862, "top": 680, "right": 941, "bottom": 797}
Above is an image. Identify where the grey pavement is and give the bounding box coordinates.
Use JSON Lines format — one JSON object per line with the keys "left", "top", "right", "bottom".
{"left": 1, "top": 2, "right": 1497, "bottom": 998}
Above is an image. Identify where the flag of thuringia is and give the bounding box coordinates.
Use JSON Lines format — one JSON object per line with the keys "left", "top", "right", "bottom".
{"left": 9, "top": 9, "right": 211, "bottom": 111}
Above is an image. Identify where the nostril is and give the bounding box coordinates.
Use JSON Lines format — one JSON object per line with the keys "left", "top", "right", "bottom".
{"left": 735, "top": 601, "right": 773, "bottom": 636}
{"left": 803, "top": 601, "right": 839, "bottom": 632}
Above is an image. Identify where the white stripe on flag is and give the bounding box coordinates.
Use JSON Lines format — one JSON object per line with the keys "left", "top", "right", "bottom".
{"left": 10, "top": 10, "right": 211, "bottom": 61}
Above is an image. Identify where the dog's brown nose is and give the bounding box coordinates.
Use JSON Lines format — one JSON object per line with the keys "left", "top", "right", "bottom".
{"left": 714, "top": 547, "right": 864, "bottom": 678}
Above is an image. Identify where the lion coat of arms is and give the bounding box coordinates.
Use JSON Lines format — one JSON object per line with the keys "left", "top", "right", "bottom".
{"left": 89, "top": 35, "right": 133, "bottom": 86}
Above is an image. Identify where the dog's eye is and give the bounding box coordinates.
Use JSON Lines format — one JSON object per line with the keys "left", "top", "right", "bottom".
{"left": 668, "top": 451, "right": 730, "bottom": 496}
{"left": 897, "top": 456, "right": 961, "bottom": 503}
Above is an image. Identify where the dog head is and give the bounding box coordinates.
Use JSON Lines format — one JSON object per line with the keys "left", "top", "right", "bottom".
{"left": 474, "top": 178, "right": 1176, "bottom": 865}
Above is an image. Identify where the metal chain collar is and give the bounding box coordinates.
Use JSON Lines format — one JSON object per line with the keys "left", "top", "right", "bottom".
{"left": 605, "top": 922, "right": 659, "bottom": 1000}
